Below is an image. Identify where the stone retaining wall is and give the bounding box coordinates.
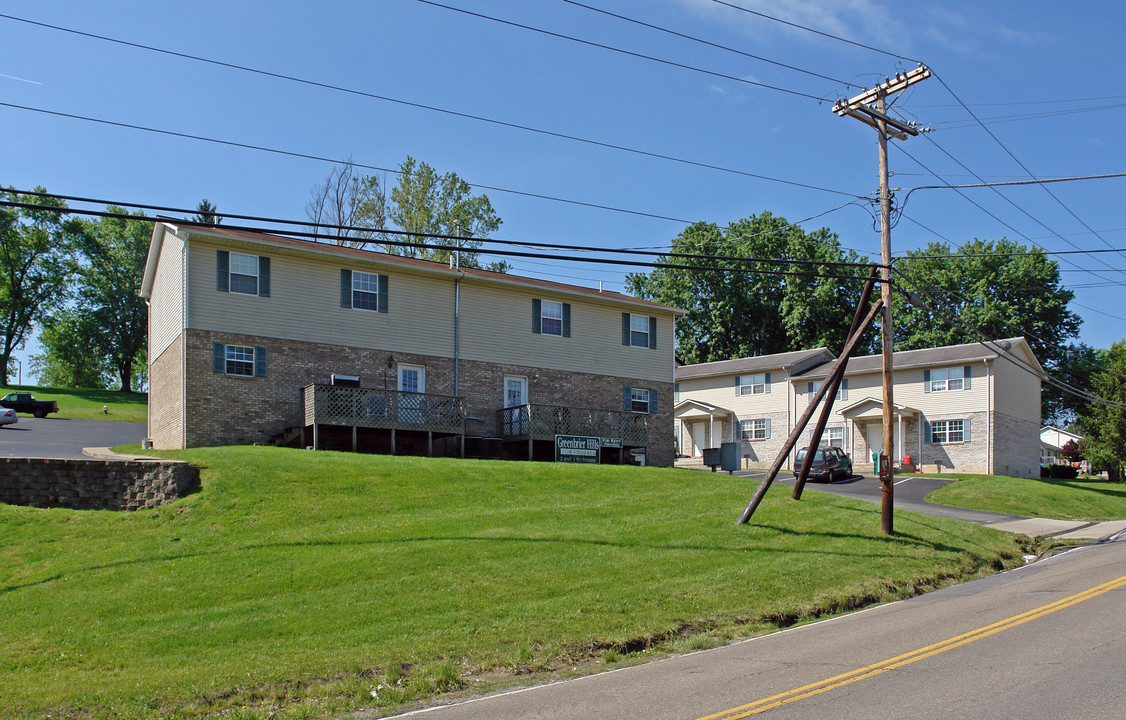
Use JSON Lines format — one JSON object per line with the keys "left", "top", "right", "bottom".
{"left": 0, "top": 458, "right": 199, "bottom": 511}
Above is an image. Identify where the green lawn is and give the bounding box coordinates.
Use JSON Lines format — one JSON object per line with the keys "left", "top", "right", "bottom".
{"left": 1, "top": 447, "right": 1028, "bottom": 719}
{"left": 926, "top": 473, "right": 1126, "bottom": 521}
{"left": 0, "top": 384, "right": 146, "bottom": 422}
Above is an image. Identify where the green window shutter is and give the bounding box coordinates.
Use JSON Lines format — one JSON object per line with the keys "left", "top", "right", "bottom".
{"left": 258, "top": 256, "right": 270, "bottom": 297}
{"left": 649, "top": 388, "right": 658, "bottom": 414}
{"left": 962, "top": 420, "right": 971, "bottom": 442}
{"left": 562, "top": 303, "right": 571, "bottom": 338}
{"left": 254, "top": 347, "right": 267, "bottom": 377}
{"left": 963, "top": 365, "right": 972, "bottom": 390}
{"left": 923, "top": 369, "right": 931, "bottom": 393}
{"left": 621, "top": 313, "right": 630, "bottom": 346}
{"left": 378, "top": 274, "right": 389, "bottom": 313}
{"left": 764, "top": 418, "right": 771, "bottom": 438}
{"left": 216, "top": 250, "right": 229, "bottom": 292}
{"left": 648, "top": 316, "right": 657, "bottom": 349}
{"left": 340, "top": 269, "right": 352, "bottom": 308}
{"left": 923, "top": 421, "right": 931, "bottom": 444}
{"left": 212, "top": 342, "right": 225, "bottom": 373}
{"left": 623, "top": 386, "right": 632, "bottom": 411}
{"left": 764, "top": 372, "right": 771, "bottom": 393}
{"left": 532, "top": 299, "right": 542, "bottom": 334}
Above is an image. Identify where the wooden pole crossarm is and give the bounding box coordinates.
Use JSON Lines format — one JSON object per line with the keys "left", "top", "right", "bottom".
{"left": 736, "top": 296, "right": 885, "bottom": 525}
{"left": 793, "top": 267, "right": 881, "bottom": 499}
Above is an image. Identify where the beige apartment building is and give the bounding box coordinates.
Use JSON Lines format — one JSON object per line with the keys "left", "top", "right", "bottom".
{"left": 140, "top": 222, "right": 682, "bottom": 466}
{"left": 675, "top": 338, "right": 1043, "bottom": 478}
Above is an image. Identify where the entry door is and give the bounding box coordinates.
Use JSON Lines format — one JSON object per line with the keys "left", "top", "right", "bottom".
{"left": 692, "top": 423, "right": 705, "bottom": 457}
{"left": 397, "top": 365, "right": 425, "bottom": 422}
{"left": 867, "top": 424, "right": 883, "bottom": 463}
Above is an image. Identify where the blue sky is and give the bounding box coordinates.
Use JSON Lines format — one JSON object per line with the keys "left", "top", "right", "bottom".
{"left": 2, "top": 0, "right": 1125, "bottom": 380}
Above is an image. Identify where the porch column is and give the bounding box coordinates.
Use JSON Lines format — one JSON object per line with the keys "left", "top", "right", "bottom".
{"left": 709, "top": 413, "right": 715, "bottom": 449}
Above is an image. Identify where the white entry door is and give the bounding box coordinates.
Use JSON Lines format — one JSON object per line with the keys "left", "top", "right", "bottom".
{"left": 692, "top": 423, "right": 705, "bottom": 457}
{"left": 867, "top": 424, "right": 883, "bottom": 462}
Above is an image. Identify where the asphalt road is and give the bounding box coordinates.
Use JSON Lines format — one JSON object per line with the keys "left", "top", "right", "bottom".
{"left": 392, "top": 537, "right": 1126, "bottom": 720}
{"left": 0, "top": 416, "right": 146, "bottom": 459}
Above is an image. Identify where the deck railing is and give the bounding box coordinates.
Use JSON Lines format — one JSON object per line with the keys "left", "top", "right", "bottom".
{"left": 497, "top": 404, "right": 650, "bottom": 446}
{"left": 303, "top": 384, "right": 464, "bottom": 434}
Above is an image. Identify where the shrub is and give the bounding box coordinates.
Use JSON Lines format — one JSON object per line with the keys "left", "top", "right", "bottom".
{"left": 1040, "top": 464, "right": 1078, "bottom": 479}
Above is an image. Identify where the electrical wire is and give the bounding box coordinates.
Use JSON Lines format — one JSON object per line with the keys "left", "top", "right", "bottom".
{"left": 412, "top": 0, "right": 827, "bottom": 101}
{"left": 0, "top": 14, "right": 858, "bottom": 199}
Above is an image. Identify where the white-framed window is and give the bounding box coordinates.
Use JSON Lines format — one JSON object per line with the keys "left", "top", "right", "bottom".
{"left": 741, "top": 418, "right": 768, "bottom": 440}
{"left": 225, "top": 344, "right": 255, "bottom": 377}
{"left": 398, "top": 364, "right": 425, "bottom": 393}
{"left": 630, "top": 387, "right": 650, "bottom": 413}
{"left": 504, "top": 376, "right": 528, "bottom": 408}
{"left": 352, "top": 270, "right": 380, "bottom": 311}
{"left": 629, "top": 314, "right": 650, "bottom": 348}
{"left": 931, "top": 419, "right": 965, "bottom": 443}
{"left": 807, "top": 380, "right": 848, "bottom": 403}
{"left": 929, "top": 367, "right": 965, "bottom": 392}
{"left": 825, "top": 427, "right": 844, "bottom": 447}
{"left": 541, "top": 300, "right": 563, "bottom": 336}
{"left": 229, "top": 252, "right": 259, "bottom": 296}
{"left": 737, "top": 373, "right": 767, "bottom": 395}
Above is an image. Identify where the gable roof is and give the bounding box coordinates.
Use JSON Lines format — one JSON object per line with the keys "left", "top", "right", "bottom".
{"left": 792, "top": 337, "right": 1043, "bottom": 379}
{"left": 676, "top": 348, "right": 833, "bottom": 381}
{"left": 141, "top": 221, "right": 684, "bottom": 315}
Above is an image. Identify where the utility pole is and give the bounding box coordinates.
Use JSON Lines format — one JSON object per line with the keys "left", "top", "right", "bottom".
{"left": 833, "top": 64, "right": 930, "bottom": 535}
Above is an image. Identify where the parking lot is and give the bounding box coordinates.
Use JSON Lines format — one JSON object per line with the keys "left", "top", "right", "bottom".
{"left": 0, "top": 416, "right": 147, "bottom": 459}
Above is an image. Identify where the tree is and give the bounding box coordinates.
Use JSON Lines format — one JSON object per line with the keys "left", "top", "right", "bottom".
{"left": 625, "top": 212, "right": 872, "bottom": 364}
{"left": 192, "top": 198, "right": 221, "bottom": 225}
{"left": 895, "top": 239, "right": 1082, "bottom": 421}
{"left": 1078, "top": 341, "right": 1126, "bottom": 482}
{"left": 67, "top": 207, "right": 150, "bottom": 392}
{"left": 1059, "top": 438, "right": 1081, "bottom": 463}
{"left": 29, "top": 309, "right": 112, "bottom": 388}
{"left": 306, "top": 156, "right": 508, "bottom": 271}
{"left": 0, "top": 188, "right": 79, "bottom": 386}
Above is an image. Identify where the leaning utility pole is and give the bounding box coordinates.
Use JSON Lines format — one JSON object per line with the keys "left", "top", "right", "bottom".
{"left": 833, "top": 64, "right": 930, "bottom": 535}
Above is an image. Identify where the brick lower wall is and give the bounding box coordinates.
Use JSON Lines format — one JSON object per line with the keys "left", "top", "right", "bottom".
{"left": 0, "top": 458, "right": 199, "bottom": 511}
{"left": 992, "top": 411, "right": 1040, "bottom": 479}
{"left": 148, "top": 335, "right": 183, "bottom": 449}
{"left": 171, "top": 329, "right": 675, "bottom": 466}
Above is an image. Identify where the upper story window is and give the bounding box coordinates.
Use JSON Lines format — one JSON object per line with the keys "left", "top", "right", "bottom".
{"left": 352, "top": 271, "right": 381, "bottom": 311}
{"left": 622, "top": 313, "right": 656, "bottom": 349}
{"left": 340, "top": 269, "right": 388, "bottom": 313}
{"left": 926, "top": 366, "right": 970, "bottom": 393}
{"left": 217, "top": 250, "right": 270, "bottom": 297}
{"left": 807, "top": 379, "right": 848, "bottom": 403}
{"left": 737, "top": 373, "right": 768, "bottom": 396}
{"left": 533, "top": 299, "right": 570, "bottom": 337}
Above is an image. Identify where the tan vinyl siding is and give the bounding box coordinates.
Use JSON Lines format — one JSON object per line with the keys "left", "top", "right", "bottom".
{"left": 677, "top": 370, "right": 790, "bottom": 417}
{"left": 992, "top": 352, "right": 1042, "bottom": 424}
{"left": 458, "top": 282, "right": 675, "bottom": 383}
{"left": 150, "top": 228, "right": 185, "bottom": 359}
{"left": 893, "top": 364, "right": 988, "bottom": 415}
{"left": 187, "top": 238, "right": 455, "bottom": 357}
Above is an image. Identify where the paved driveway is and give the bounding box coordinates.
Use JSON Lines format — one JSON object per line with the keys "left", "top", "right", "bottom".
{"left": 0, "top": 417, "right": 146, "bottom": 459}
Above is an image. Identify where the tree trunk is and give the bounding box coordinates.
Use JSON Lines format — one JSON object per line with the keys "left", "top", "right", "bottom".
{"left": 1109, "top": 465, "right": 1123, "bottom": 483}
{"left": 0, "top": 351, "right": 10, "bottom": 387}
{"left": 118, "top": 359, "right": 133, "bottom": 393}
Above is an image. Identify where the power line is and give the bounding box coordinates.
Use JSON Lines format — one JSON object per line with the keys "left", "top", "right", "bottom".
{"left": 900, "top": 172, "right": 1126, "bottom": 194}
{"left": 0, "top": 14, "right": 857, "bottom": 199}
{"left": 708, "top": 0, "right": 920, "bottom": 64}
{"left": 928, "top": 101, "right": 1126, "bottom": 130}
{"left": 412, "top": 0, "right": 827, "bottom": 101}
{"left": 0, "top": 192, "right": 878, "bottom": 280}
{"left": 556, "top": 0, "right": 857, "bottom": 90}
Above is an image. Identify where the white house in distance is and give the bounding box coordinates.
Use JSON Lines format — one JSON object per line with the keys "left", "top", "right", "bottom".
{"left": 139, "top": 222, "right": 683, "bottom": 465}
{"left": 674, "top": 337, "right": 1044, "bottom": 478}
{"left": 1040, "top": 426, "right": 1083, "bottom": 465}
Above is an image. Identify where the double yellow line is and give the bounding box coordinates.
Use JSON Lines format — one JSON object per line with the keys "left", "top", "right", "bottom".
{"left": 698, "top": 573, "right": 1126, "bottom": 720}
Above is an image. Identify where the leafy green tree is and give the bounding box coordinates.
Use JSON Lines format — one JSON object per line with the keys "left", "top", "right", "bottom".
{"left": 67, "top": 207, "right": 151, "bottom": 393}
{"left": 1078, "top": 341, "right": 1126, "bottom": 482}
{"left": 625, "top": 212, "right": 872, "bottom": 364}
{"left": 0, "top": 187, "right": 80, "bottom": 386}
{"left": 894, "top": 239, "right": 1082, "bottom": 421}
{"left": 29, "top": 309, "right": 112, "bottom": 388}
{"left": 306, "top": 157, "right": 508, "bottom": 271}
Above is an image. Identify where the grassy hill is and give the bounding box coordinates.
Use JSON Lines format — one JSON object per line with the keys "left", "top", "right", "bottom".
{"left": 1, "top": 384, "right": 146, "bottom": 422}
{"left": 0, "top": 447, "right": 1028, "bottom": 719}
{"left": 926, "top": 472, "right": 1126, "bottom": 521}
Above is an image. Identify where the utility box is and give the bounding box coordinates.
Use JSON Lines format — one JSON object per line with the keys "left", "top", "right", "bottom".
{"left": 720, "top": 442, "right": 741, "bottom": 473}
{"left": 702, "top": 447, "right": 721, "bottom": 471}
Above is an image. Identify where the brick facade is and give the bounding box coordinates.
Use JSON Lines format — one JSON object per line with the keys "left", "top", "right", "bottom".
{"left": 148, "top": 335, "right": 183, "bottom": 447}
{"left": 164, "top": 329, "right": 675, "bottom": 466}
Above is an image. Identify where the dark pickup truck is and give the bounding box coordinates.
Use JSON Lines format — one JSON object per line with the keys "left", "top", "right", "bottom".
{"left": 0, "top": 392, "right": 59, "bottom": 418}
